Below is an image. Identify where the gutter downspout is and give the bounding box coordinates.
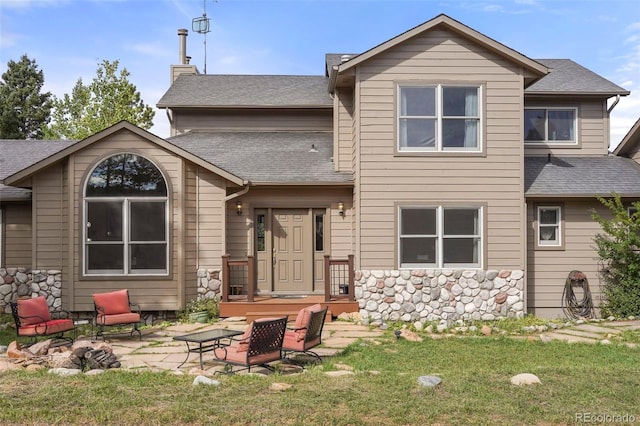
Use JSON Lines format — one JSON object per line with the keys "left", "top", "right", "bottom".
{"left": 607, "top": 95, "right": 621, "bottom": 114}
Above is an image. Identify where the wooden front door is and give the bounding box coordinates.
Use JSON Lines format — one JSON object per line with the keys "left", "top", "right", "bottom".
{"left": 256, "top": 208, "right": 314, "bottom": 293}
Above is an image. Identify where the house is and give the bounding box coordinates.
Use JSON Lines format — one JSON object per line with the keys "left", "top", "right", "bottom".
{"left": 1, "top": 14, "right": 638, "bottom": 322}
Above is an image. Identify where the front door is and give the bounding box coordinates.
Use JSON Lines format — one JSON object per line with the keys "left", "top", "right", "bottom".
{"left": 255, "top": 208, "right": 314, "bottom": 293}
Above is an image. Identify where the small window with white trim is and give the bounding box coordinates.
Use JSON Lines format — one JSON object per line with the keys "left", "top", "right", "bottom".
{"left": 537, "top": 206, "right": 562, "bottom": 247}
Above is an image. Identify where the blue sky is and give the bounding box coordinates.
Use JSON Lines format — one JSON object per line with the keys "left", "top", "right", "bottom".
{"left": 1, "top": 0, "right": 638, "bottom": 147}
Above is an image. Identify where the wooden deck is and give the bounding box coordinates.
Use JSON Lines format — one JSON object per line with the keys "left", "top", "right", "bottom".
{"left": 219, "top": 295, "right": 359, "bottom": 323}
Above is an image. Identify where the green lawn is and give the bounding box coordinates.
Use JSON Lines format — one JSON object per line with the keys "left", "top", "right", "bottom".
{"left": 1, "top": 318, "right": 639, "bottom": 425}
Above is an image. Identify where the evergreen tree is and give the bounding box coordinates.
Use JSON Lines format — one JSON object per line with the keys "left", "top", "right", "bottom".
{"left": 0, "top": 54, "right": 52, "bottom": 139}
{"left": 45, "top": 60, "right": 154, "bottom": 140}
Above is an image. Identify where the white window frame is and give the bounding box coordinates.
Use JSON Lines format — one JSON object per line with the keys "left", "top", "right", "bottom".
{"left": 398, "top": 205, "right": 483, "bottom": 269}
{"left": 524, "top": 107, "right": 578, "bottom": 145}
{"left": 82, "top": 154, "right": 169, "bottom": 277}
{"left": 537, "top": 205, "right": 562, "bottom": 247}
{"left": 397, "top": 84, "right": 482, "bottom": 153}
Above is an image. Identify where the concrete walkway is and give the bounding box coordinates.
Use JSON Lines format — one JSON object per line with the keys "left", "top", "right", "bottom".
{"left": 102, "top": 318, "right": 386, "bottom": 372}
{"left": 538, "top": 319, "right": 640, "bottom": 345}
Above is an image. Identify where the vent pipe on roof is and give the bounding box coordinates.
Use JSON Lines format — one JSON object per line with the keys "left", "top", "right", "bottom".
{"left": 178, "top": 29, "right": 188, "bottom": 65}
{"left": 340, "top": 55, "right": 352, "bottom": 63}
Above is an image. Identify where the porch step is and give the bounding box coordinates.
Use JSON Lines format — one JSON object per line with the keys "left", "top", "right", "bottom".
{"left": 245, "top": 310, "right": 333, "bottom": 324}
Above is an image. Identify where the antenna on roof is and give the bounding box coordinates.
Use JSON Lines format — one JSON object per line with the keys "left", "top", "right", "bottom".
{"left": 192, "top": 0, "right": 212, "bottom": 74}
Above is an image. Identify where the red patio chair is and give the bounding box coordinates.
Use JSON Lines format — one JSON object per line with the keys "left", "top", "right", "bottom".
{"left": 213, "top": 316, "right": 288, "bottom": 373}
{"left": 93, "top": 289, "right": 142, "bottom": 340}
{"left": 282, "top": 304, "right": 328, "bottom": 363}
{"left": 10, "top": 296, "right": 75, "bottom": 345}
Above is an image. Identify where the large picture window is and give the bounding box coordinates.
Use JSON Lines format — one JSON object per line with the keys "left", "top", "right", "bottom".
{"left": 84, "top": 153, "right": 168, "bottom": 276}
{"left": 398, "top": 84, "right": 481, "bottom": 152}
{"left": 399, "top": 205, "right": 482, "bottom": 268}
{"left": 524, "top": 108, "right": 577, "bottom": 144}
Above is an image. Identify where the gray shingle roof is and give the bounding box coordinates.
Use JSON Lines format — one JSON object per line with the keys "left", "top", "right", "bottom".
{"left": 525, "top": 156, "right": 640, "bottom": 197}
{"left": 166, "top": 131, "right": 353, "bottom": 184}
{"left": 157, "top": 75, "right": 332, "bottom": 108}
{"left": 526, "top": 59, "right": 628, "bottom": 95}
{"left": 0, "top": 139, "right": 77, "bottom": 201}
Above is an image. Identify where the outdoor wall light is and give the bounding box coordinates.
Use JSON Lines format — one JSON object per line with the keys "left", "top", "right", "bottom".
{"left": 338, "top": 201, "right": 344, "bottom": 216}
{"left": 236, "top": 200, "right": 243, "bottom": 216}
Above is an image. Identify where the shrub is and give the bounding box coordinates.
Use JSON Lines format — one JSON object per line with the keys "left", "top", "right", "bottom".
{"left": 178, "top": 297, "right": 219, "bottom": 322}
{"left": 592, "top": 194, "right": 640, "bottom": 317}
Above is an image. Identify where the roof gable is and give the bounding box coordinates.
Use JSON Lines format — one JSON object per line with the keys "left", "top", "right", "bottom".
{"left": 2, "top": 121, "right": 245, "bottom": 187}
{"left": 329, "top": 14, "right": 548, "bottom": 91}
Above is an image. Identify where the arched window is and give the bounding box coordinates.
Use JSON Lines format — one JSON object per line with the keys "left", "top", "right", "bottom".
{"left": 84, "top": 153, "right": 168, "bottom": 275}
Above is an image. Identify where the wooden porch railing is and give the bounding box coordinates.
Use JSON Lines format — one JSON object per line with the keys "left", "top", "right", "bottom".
{"left": 324, "top": 254, "right": 355, "bottom": 302}
{"left": 221, "top": 254, "right": 354, "bottom": 303}
{"left": 221, "top": 255, "right": 255, "bottom": 303}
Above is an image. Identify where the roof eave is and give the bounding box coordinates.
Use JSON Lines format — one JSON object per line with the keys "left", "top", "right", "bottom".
{"left": 526, "top": 192, "right": 640, "bottom": 198}
{"left": 525, "top": 90, "right": 630, "bottom": 97}
{"left": 249, "top": 181, "right": 354, "bottom": 187}
{"left": 157, "top": 104, "right": 333, "bottom": 109}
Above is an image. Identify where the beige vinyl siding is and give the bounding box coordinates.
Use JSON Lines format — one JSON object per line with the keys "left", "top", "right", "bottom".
{"left": 334, "top": 88, "right": 354, "bottom": 172}
{"left": 352, "top": 28, "right": 525, "bottom": 270}
{"left": 526, "top": 200, "right": 605, "bottom": 318}
{"left": 173, "top": 109, "right": 332, "bottom": 133}
{"left": 70, "top": 130, "right": 183, "bottom": 311}
{"left": 3, "top": 203, "right": 32, "bottom": 267}
{"left": 32, "top": 163, "right": 67, "bottom": 270}
{"left": 183, "top": 164, "right": 227, "bottom": 306}
{"left": 524, "top": 99, "right": 609, "bottom": 156}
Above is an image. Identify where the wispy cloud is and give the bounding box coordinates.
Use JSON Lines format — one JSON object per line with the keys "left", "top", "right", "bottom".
{"left": 127, "top": 43, "right": 172, "bottom": 58}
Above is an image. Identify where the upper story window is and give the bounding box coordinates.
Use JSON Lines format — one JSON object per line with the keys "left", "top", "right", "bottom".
{"left": 398, "top": 84, "right": 481, "bottom": 152}
{"left": 84, "top": 153, "right": 168, "bottom": 276}
{"left": 398, "top": 205, "right": 482, "bottom": 268}
{"left": 524, "top": 108, "right": 577, "bottom": 144}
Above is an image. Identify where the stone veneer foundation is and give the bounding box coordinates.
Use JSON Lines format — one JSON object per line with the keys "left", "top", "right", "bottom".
{"left": 1, "top": 267, "right": 525, "bottom": 324}
{"left": 355, "top": 269, "right": 525, "bottom": 325}
{"left": 1, "top": 268, "right": 63, "bottom": 313}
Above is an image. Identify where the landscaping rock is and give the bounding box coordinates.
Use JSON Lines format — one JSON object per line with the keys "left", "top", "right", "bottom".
{"left": 48, "top": 367, "right": 82, "bottom": 377}
{"left": 27, "top": 340, "right": 52, "bottom": 356}
{"left": 270, "top": 382, "right": 292, "bottom": 391}
{"left": 325, "top": 370, "right": 354, "bottom": 377}
{"left": 511, "top": 373, "right": 541, "bottom": 386}
{"left": 193, "top": 375, "right": 220, "bottom": 386}
{"left": 481, "top": 325, "right": 492, "bottom": 336}
{"left": 417, "top": 375, "right": 442, "bottom": 387}
{"left": 399, "top": 329, "right": 423, "bottom": 342}
{"left": 6, "top": 341, "right": 29, "bottom": 358}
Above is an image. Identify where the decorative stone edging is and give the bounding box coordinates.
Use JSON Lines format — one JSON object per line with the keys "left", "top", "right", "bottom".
{"left": 0, "top": 268, "right": 63, "bottom": 313}
{"left": 355, "top": 269, "right": 524, "bottom": 325}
